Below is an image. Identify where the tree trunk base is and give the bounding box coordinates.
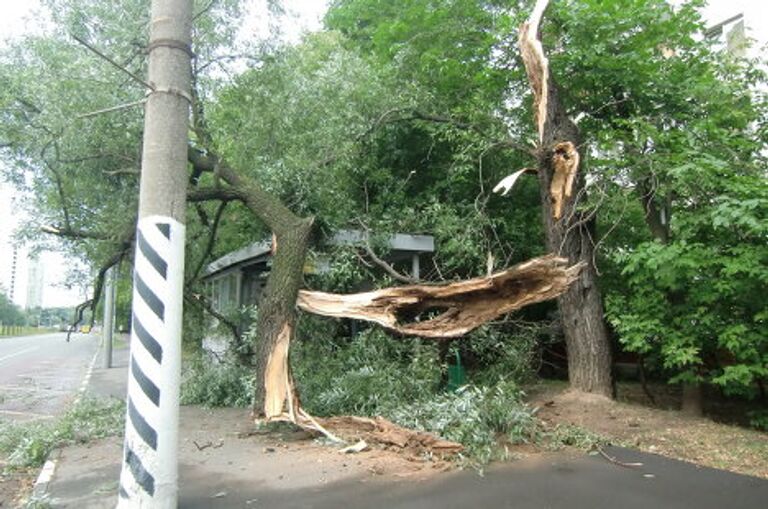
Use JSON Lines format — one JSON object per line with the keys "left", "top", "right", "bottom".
{"left": 681, "top": 383, "right": 704, "bottom": 417}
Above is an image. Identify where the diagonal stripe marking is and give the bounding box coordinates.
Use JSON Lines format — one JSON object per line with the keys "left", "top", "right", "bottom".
{"left": 138, "top": 230, "right": 168, "bottom": 279}
{"left": 125, "top": 446, "right": 155, "bottom": 496}
{"left": 131, "top": 357, "right": 160, "bottom": 406}
{"left": 133, "top": 314, "right": 163, "bottom": 364}
{"left": 135, "top": 273, "right": 165, "bottom": 321}
{"left": 156, "top": 222, "right": 170, "bottom": 239}
{"left": 119, "top": 484, "right": 130, "bottom": 499}
{"left": 128, "top": 397, "right": 158, "bottom": 450}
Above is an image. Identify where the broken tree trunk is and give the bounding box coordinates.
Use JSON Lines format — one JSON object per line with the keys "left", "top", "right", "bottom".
{"left": 298, "top": 254, "right": 583, "bottom": 338}
{"left": 519, "top": 0, "right": 614, "bottom": 397}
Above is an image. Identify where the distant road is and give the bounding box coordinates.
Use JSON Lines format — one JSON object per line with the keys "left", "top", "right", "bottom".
{"left": 0, "top": 332, "right": 100, "bottom": 421}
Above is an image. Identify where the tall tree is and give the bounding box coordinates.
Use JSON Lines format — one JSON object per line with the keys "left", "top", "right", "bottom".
{"left": 535, "top": 0, "right": 767, "bottom": 410}
{"left": 512, "top": 0, "right": 613, "bottom": 396}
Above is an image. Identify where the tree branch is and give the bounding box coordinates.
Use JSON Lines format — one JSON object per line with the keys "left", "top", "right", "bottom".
{"left": 361, "top": 243, "right": 418, "bottom": 284}
{"left": 41, "top": 224, "right": 115, "bottom": 241}
{"left": 71, "top": 34, "right": 155, "bottom": 91}
{"left": 187, "top": 146, "right": 305, "bottom": 232}
{"left": 187, "top": 185, "right": 243, "bottom": 203}
{"left": 188, "top": 201, "right": 228, "bottom": 284}
{"left": 298, "top": 255, "right": 583, "bottom": 339}
{"left": 185, "top": 293, "right": 244, "bottom": 348}
{"left": 41, "top": 142, "right": 73, "bottom": 232}
{"left": 66, "top": 243, "right": 131, "bottom": 340}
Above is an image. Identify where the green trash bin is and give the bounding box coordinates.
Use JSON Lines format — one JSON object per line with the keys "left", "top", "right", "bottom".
{"left": 446, "top": 351, "right": 466, "bottom": 392}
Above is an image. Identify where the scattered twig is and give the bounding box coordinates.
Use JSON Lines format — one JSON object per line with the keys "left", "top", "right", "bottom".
{"left": 596, "top": 447, "right": 644, "bottom": 468}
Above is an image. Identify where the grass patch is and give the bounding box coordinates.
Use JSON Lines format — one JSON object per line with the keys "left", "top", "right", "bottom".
{"left": 0, "top": 328, "right": 56, "bottom": 339}
{"left": 0, "top": 398, "right": 125, "bottom": 471}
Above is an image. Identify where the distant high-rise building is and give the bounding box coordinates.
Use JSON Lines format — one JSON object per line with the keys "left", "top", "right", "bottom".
{"left": 26, "top": 255, "right": 44, "bottom": 310}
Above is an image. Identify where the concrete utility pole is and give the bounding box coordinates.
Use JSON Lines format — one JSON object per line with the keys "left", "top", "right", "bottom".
{"left": 117, "top": 0, "right": 192, "bottom": 507}
{"left": 102, "top": 266, "right": 115, "bottom": 369}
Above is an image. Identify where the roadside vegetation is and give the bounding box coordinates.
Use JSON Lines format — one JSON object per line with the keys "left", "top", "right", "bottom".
{"left": 0, "top": 398, "right": 124, "bottom": 471}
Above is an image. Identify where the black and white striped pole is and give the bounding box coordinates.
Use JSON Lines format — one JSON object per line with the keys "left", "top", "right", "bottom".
{"left": 117, "top": 0, "right": 192, "bottom": 506}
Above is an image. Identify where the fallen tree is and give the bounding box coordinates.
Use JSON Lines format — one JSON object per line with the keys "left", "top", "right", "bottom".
{"left": 184, "top": 3, "right": 591, "bottom": 442}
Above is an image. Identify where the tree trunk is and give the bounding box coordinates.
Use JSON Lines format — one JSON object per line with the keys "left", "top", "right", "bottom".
{"left": 519, "top": 0, "right": 613, "bottom": 397}
{"left": 536, "top": 146, "right": 613, "bottom": 397}
{"left": 681, "top": 382, "right": 704, "bottom": 417}
{"left": 251, "top": 218, "right": 313, "bottom": 417}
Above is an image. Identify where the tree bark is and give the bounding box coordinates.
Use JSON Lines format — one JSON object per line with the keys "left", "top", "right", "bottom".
{"left": 519, "top": 0, "right": 614, "bottom": 397}
{"left": 252, "top": 217, "right": 314, "bottom": 417}
{"left": 186, "top": 154, "right": 326, "bottom": 426}
{"left": 681, "top": 382, "right": 703, "bottom": 417}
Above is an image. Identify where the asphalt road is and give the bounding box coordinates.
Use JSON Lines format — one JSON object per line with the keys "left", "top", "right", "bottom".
{"left": 176, "top": 446, "right": 768, "bottom": 509}
{"left": 0, "top": 332, "right": 100, "bottom": 421}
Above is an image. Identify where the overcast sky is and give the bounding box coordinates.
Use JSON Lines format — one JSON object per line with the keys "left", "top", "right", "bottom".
{"left": 0, "top": 0, "right": 763, "bottom": 308}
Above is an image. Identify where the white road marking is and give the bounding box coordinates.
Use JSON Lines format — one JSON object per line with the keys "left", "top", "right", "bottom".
{"left": 0, "top": 384, "right": 71, "bottom": 394}
{"left": 74, "top": 346, "right": 101, "bottom": 404}
{"left": 0, "top": 345, "right": 39, "bottom": 364}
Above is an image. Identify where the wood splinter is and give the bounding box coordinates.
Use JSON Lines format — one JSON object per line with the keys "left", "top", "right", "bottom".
{"left": 550, "top": 141, "right": 579, "bottom": 220}
{"left": 261, "top": 322, "right": 343, "bottom": 443}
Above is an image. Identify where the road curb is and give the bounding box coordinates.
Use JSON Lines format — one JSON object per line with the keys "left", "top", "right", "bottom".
{"left": 32, "top": 449, "right": 60, "bottom": 498}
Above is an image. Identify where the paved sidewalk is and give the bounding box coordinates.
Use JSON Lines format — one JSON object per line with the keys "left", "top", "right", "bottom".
{"left": 41, "top": 344, "right": 768, "bottom": 508}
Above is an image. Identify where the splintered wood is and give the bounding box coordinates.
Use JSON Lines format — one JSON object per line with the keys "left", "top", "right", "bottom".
{"left": 320, "top": 416, "right": 464, "bottom": 457}
{"left": 519, "top": 0, "right": 580, "bottom": 220}
{"left": 297, "top": 254, "right": 583, "bottom": 338}
{"left": 263, "top": 323, "right": 295, "bottom": 419}
{"left": 550, "top": 141, "right": 579, "bottom": 220}
{"left": 519, "top": 0, "right": 551, "bottom": 143}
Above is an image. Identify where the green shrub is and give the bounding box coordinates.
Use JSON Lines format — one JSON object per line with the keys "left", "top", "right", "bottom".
{"left": 0, "top": 398, "right": 124, "bottom": 470}
{"left": 292, "top": 326, "right": 442, "bottom": 416}
{"left": 457, "top": 324, "right": 543, "bottom": 386}
{"left": 748, "top": 410, "right": 768, "bottom": 431}
{"left": 385, "top": 380, "right": 537, "bottom": 465}
{"left": 180, "top": 355, "right": 254, "bottom": 407}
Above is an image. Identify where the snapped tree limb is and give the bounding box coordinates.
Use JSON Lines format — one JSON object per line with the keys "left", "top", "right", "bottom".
{"left": 298, "top": 254, "right": 583, "bottom": 338}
